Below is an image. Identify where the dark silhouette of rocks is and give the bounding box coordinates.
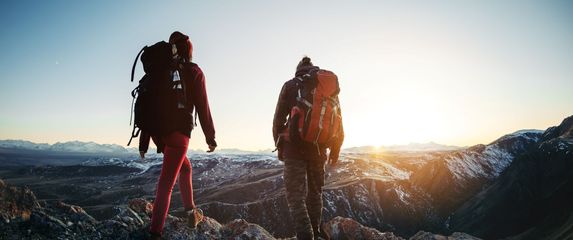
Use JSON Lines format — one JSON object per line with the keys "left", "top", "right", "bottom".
{"left": 0, "top": 180, "right": 479, "bottom": 239}
{"left": 322, "top": 216, "right": 481, "bottom": 240}
{"left": 409, "top": 231, "right": 481, "bottom": 240}
{"left": 450, "top": 116, "right": 573, "bottom": 239}
{"left": 323, "top": 216, "right": 403, "bottom": 239}
{"left": 0, "top": 180, "right": 278, "bottom": 239}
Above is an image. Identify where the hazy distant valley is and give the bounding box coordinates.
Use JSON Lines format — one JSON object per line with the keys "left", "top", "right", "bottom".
{"left": 1, "top": 116, "right": 572, "bottom": 239}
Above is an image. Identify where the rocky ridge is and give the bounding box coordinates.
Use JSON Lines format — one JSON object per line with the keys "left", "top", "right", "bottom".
{"left": 0, "top": 179, "right": 479, "bottom": 240}
{"left": 450, "top": 116, "right": 573, "bottom": 239}
{"left": 2, "top": 116, "right": 571, "bottom": 239}
{"left": 0, "top": 129, "right": 541, "bottom": 238}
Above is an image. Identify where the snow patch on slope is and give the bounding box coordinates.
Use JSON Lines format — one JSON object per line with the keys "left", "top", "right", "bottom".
{"left": 494, "top": 129, "right": 544, "bottom": 144}
{"left": 446, "top": 130, "right": 543, "bottom": 181}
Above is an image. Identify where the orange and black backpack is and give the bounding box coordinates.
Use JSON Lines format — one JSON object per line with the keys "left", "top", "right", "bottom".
{"left": 287, "top": 69, "right": 342, "bottom": 149}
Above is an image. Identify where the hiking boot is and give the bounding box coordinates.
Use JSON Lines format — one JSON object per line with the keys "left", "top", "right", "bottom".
{"left": 186, "top": 208, "right": 204, "bottom": 229}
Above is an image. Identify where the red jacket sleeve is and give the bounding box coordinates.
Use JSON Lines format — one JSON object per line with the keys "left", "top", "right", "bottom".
{"left": 189, "top": 66, "right": 217, "bottom": 146}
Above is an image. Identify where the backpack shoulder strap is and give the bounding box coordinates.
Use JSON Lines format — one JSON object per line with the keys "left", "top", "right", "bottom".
{"left": 130, "top": 46, "right": 147, "bottom": 82}
{"left": 294, "top": 76, "right": 313, "bottom": 108}
{"left": 178, "top": 62, "right": 200, "bottom": 127}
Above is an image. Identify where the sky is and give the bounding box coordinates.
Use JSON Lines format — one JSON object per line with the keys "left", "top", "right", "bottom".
{"left": 0, "top": 0, "right": 572, "bottom": 151}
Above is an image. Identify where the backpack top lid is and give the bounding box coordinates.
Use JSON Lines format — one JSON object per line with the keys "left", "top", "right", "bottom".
{"left": 141, "top": 41, "right": 173, "bottom": 74}
{"left": 313, "top": 70, "right": 339, "bottom": 97}
{"left": 295, "top": 56, "right": 339, "bottom": 97}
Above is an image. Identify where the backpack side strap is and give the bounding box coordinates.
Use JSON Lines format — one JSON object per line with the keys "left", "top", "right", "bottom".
{"left": 127, "top": 126, "right": 140, "bottom": 146}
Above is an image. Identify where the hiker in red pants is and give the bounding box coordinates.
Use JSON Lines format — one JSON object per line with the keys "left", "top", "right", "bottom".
{"left": 137, "top": 31, "right": 217, "bottom": 239}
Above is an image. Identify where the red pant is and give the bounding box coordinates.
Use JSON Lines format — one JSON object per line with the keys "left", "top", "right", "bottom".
{"left": 150, "top": 131, "right": 195, "bottom": 234}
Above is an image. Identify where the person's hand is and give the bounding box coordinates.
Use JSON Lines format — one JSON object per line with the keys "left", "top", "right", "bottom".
{"left": 207, "top": 144, "right": 216, "bottom": 153}
{"left": 328, "top": 151, "right": 339, "bottom": 167}
{"left": 327, "top": 158, "right": 338, "bottom": 167}
{"left": 139, "top": 151, "right": 145, "bottom": 159}
{"left": 206, "top": 139, "right": 217, "bottom": 153}
{"left": 277, "top": 148, "right": 284, "bottom": 161}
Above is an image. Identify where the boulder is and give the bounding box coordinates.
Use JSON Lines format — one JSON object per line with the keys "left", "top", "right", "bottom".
{"left": 323, "top": 216, "right": 405, "bottom": 240}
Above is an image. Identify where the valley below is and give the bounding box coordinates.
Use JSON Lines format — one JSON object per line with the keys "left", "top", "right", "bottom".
{"left": 1, "top": 115, "right": 572, "bottom": 239}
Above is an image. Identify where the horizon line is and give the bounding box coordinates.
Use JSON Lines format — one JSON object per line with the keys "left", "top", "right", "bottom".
{"left": 0, "top": 127, "right": 546, "bottom": 152}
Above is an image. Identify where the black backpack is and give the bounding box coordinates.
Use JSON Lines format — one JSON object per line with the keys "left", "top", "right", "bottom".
{"left": 127, "top": 41, "right": 189, "bottom": 145}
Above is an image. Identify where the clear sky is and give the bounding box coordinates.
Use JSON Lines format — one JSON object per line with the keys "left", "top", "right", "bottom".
{"left": 0, "top": 0, "right": 572, "bottom": 151}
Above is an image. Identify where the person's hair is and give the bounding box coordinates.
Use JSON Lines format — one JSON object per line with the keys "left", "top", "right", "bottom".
{"left": 169, "top": 31, "right": 192, "bottom": 61}
{"left": 295, "top": 56, "right": 314, "bottom": 76}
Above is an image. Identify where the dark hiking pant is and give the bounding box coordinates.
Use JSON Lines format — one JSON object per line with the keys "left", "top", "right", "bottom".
{"left": 284, "top": 157, "right": 326, "bottom": 240}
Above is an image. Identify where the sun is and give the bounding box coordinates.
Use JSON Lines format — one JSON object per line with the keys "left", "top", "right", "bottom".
{"left": 342, "top": 86, "right": 463, "bottom": 148}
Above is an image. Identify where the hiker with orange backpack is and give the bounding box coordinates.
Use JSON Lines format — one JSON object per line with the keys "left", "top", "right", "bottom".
{"left": 273, "top": 57, "right": 344, "bottom": 239}
{"left": 128, "top": 31, "right": 217, "bottom": 239}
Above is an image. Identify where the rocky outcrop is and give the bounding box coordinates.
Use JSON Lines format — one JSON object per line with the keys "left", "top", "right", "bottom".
{"left": 323, "top": 216, "right": 404, "bottom": 240}
{"left": 0, "top": 179, "right": 480, "bottom": 239}
{"left": 409, "top": 231, "right": 481, "bottom": 240}
{"left": 0, "top": 179, "right": 276, "bottom": 239}
{"left": 322, "top": 217, "right": 481, "bottom": 240}
{"left": 0, "top": 178, "right": 40, "bottom": 223}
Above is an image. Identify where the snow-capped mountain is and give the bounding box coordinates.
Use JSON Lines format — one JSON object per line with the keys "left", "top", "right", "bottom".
{"left": 408, "top": 129, "right": 543, "bottom": 219}
{"left": 0, "top": 139, "right": 276, "bottom": 156}
{"left": 49, "top": 141, "right": 130, "bottom": 153}
{"left": 0, "top": 140, "right": 51, "bottom": 150}
{"left": 451, "top": 116, "right": 573, "bottom": 239}
{"left": 0, "top": 140, "right": 132, "bottom": 154}
{"left": 444, "top": 129, "right": 543, "bottom": 181}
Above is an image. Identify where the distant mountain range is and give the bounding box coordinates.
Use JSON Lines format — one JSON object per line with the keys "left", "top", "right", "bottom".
{"left": 0, "top": 140, "right": 277, "bottom": 155}
{"left": 0, "top": 140, "right": 130, "bottom": 154}
{"left": 0, "top": 139, "right": 469, "bottom": 155}
{"left": 344, "top": 142, "right": 465, "bottom": 153}
{"left": 0, "top": 137, "right": 548, "bottom": 155}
